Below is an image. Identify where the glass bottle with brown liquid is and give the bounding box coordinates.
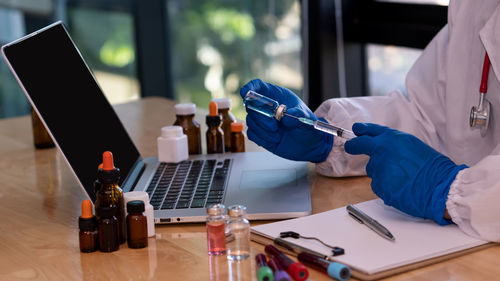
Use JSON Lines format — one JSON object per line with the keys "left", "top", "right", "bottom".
{"left": 98, "top": 205, "right": 120, "bottom": 252}
{"left": 230, "top": 122, "right": 246, "bottom": 153}
{"left": 94, "top": 151, "right": 127, "bottom": 244}
{"left": 126, "top": 200, "right": 148, "bottom": 249}
{"left": 173, "top": 103, "right": 202, "bottom": 155}
{"left": 79, "top": 200, "right": 98, "bottom": 253}
{"left": 206, "top": 101, "right": 224, "bottom": 154}
{"left": 213, "top": 98, "right": 235, "bottom": 152}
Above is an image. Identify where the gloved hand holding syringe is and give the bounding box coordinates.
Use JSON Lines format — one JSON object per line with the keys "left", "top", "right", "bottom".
{"left": 243, "top": 90, "right": 356, "bottom": 140}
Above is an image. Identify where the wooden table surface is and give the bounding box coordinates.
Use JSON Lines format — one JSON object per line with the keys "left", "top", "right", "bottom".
{"left": 0, "top": 97, "right": 498, "bottom": 281}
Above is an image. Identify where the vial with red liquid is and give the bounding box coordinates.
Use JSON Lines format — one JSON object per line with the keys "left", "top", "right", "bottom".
{"left": 206, "top": 203, "right": 226, "bottom": 255}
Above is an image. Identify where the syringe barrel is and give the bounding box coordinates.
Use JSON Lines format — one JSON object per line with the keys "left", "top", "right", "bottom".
{"left": 313, "top": 120, "right": 355, "bottom": 140}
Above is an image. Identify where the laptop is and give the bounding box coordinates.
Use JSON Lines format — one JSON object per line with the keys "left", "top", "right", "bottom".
{"left": 1, "top": 22, "right": 311, "bottom": 224}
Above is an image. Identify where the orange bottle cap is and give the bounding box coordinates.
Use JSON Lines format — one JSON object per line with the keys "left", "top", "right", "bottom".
{"left": 81, "top": 199, "right": 93, "bottom": 219}
{"left": 209, "top": 101, "right": 218, "bottom": 116}
{"left": 231, "top": 122, "right": 244, "bottom": 132}
{"left": 102, "top": 151, "right": 115, "bottom": 171}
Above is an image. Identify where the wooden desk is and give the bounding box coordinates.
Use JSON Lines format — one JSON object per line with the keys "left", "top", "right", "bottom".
{"left": 0, "top": 97, "right": 498, "bottom": 280}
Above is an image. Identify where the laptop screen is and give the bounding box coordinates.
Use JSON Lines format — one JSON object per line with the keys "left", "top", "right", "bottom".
{"left": 2, "top": 22, "right": 141, "bottom": 201}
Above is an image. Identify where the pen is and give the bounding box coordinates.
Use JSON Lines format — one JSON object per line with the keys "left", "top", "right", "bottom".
{"left": 346, "top": 204, "right": 395, "bottom": 241}
{"left": 265, "top": 244, "right": 309, "bottom": 281}
{"left": 297, "top": 252, "right": 351, "bottom": 281}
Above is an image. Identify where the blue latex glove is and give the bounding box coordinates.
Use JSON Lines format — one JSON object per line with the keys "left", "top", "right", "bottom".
{"left": 345, "top": 123, "right": 467, "bottom": 225}
{"left": 240, "top": 79, "right": 333, "bottom": 163}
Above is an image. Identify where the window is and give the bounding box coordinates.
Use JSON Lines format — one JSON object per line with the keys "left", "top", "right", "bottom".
{"left": 67, "top": 6, "right": 139, "bottom": 104}
{"left": 0, "top": 1, "right": 139, "bottom": 119}
{"left": 166, "top": 0, "right": 302, "bottom": 120}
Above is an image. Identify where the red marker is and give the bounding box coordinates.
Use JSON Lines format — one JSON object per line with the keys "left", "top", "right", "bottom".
{"left": 265, "top": 244, "right": 309, "bottom": 281}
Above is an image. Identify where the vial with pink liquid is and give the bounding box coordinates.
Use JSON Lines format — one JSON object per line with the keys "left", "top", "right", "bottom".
{"left": 206, "top": 204, "right": 226, "bottom": 255}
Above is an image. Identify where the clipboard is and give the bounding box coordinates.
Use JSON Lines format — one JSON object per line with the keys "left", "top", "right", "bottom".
{"left": 250, "top": 199, "right": 492, "bottom": 280}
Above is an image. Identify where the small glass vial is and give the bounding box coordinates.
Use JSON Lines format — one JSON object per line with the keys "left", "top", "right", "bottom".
{"left": 243, "top": 90, "right": 287, "bottom": 121}
{"left": 98, "top": 205, "right": 120, "bottom": 252}
{"left": 31, "top": 107, "right": 55, "bottom": 149}
{"left": 206, "top": 101, "right": 224, "bottom": 154}
{"left": 173, "top": 103, "right": 202, "bottom": 155}
{"left": 206, "top": 203, "right": 227, "bottom": 255}
{"left": 213, "top": 98, "right": 236, "bottom": 152}
{"left": 79, "top": 200, "right": 98, "bottom": 253}
{"left": 226, "top": 205, "right": 250, "bottom": 260}
{"left": 230, "top": 123, "right": 246, "bottom": 153}
{"left": 126, "top": 200, "right": 148, "bottom": 249}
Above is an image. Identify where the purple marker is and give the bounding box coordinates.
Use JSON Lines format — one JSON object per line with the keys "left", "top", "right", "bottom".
{"left": 268, "top": 256, "right": 292, "bottom": 281}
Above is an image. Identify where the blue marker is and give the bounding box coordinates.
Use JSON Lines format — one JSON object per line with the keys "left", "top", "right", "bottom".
{"left": 297, "top": 252, "right": 351, "bottom": 281}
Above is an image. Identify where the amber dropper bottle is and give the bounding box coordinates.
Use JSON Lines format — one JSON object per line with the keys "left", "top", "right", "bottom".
{"left": 79, "top": 199, "right": 98, "bottom": 253}
{"left": 213, "top": 98, "right": 236, "bottom": 152}
{"left": 94, "top": 151, "right": 126, "bottom": 244}
{"left": 206, "top": 101, "right": 224, "bottom": 154}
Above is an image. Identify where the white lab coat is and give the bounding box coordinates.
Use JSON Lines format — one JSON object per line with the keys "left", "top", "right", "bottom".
{"left": 315, "top": 0, "right": 500, "bottom": 242}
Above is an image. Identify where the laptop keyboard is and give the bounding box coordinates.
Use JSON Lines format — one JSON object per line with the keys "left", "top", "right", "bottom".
{"left": 146, "top": 159, "right": 231, "bottom": 210}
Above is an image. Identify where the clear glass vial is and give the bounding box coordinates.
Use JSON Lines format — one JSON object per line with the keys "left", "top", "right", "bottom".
{"left": 243, "top": 90, "right": 287, "bottom": 121}
{"left": 226, "top": 205, "right": 250, "bottom": 260}
{"left": 206, "top": 204, "right": 227, "bottom": 255}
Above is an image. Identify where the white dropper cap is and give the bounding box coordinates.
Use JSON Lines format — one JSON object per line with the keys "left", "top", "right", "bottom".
{"left": 212, "top": 98, "right": 231, "bottom": 109}
{"left": 175, "top": 103, "right": 196, "bottom": 115}
{"left": 161, "top": 126, "right": 184, "bottom": 138}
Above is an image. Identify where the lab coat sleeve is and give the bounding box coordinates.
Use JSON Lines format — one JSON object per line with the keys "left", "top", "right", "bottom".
{"left": 314, "top": 26, "right": 450, "bottom": 177}
{"left": 447, "top": 151, "right": 500, "bottom": 242}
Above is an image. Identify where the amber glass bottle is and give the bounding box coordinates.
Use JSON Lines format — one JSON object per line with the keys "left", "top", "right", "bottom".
{"left": 230, "top": 123, "right": 246, "bottom": 153}
{"left": 79, "top": 200, "right": 98, "bottom": 253}
{"left": 173, "top": 103, "right": 202, "bottom": 155}
{"left": 126, "top": 200, "right": 148, "bottom": 249}
{"left": 31, "top": 107, "right": 55, "bottom": 149}
{"left": 213, "top": 98, "right": 235, "bottom": 152}
{"left": 94, "top": 151, "right": 126, "bottom": 244}
{"left": 98, "top": 205, "right": 119, "bottom": 252}
{"left": 206, "top": 101, "right": 224, "bottom": 154}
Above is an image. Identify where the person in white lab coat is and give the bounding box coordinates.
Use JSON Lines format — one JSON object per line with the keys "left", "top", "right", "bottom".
{"left": 240, "top": 0, "right": 500, "bottom": 242}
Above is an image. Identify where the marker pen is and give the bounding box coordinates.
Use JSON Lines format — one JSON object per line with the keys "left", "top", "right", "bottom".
{"left": 297, "top": 252, "right": 351, "bottom": 281}
{"left": 268, "top": 256, "right": 292, "bottom": 281}
{"left": 256, "top": 253, "right": 274, "bottom": 281}
{"left": 265, "top": 244, "right": 309, "bottom": 281}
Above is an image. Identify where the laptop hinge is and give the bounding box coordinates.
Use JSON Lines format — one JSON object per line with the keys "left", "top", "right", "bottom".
{"left": 121, "top": 157, "right": 145, "bottom": 192}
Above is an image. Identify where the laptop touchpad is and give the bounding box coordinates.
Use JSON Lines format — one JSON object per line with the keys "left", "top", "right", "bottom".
{"left": 239, "top": 169, "right": 297, "bottom": 189}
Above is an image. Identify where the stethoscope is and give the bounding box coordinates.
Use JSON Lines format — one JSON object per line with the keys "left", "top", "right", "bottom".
{"left": 470, "top": 52, "right": 492, "bottom": 136}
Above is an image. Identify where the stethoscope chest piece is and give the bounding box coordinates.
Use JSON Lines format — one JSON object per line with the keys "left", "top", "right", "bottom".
{"left": 470, "top": 52, "right": 492, "bottom": 137}
{"left": 470, "top": 93, "right": 490, "bottom": 137}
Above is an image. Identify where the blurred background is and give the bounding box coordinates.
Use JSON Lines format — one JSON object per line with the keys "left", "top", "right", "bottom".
{"left": 0, "top": 0, "right": 448, "bottom": 120}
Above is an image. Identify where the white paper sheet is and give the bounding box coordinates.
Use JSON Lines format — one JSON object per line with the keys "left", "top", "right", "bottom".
{"left": 251, "top": 199, "right": 487, "bottom": 275}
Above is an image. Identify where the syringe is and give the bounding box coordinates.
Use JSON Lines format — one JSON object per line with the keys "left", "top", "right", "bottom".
{"left": 243, "top": 90, "right": 356, "bottom": 140}
{"left": 284, "top": 113, "right": 356, "bottom": 140}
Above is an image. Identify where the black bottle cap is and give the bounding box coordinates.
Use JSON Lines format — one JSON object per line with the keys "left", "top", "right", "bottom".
{"left": 98, "top": 205, "right": 117, "bottom": 218}
{"left": 206, "top": 115, "right": 222, "bottom": 127}
{"left": 79, "top": 216, "right": 97, "bottom": 231}
{"left": 127, "top": 200, "right": 145, "bottom": 214}
{"left": 97, "top": 167, "right": 120, "bottom": 184}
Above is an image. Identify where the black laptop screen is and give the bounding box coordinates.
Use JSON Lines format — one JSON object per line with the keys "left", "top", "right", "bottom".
{"left": 2, "top": 23, "right": 141, "bottom": 201}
